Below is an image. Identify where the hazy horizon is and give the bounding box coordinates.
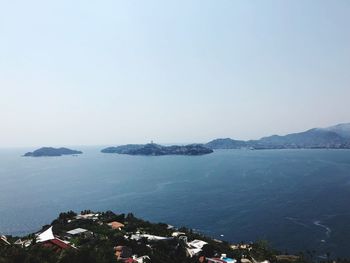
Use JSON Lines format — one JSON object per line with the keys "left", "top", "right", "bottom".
{"left": 1, "top": 1, "right": 350, "bottom": 147}
{"left": 1, "top": 121, "right": 348, "bottom": 149}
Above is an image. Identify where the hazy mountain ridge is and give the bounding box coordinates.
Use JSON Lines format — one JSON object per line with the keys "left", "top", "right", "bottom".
{"left": 205, "top": 123, "right": 350, "bottom": 149}
{"left": 205, "top": 138, "right": 247, "bottom": 149}
{"left": 323, "top": 123, "right": 350, "bottom": 139}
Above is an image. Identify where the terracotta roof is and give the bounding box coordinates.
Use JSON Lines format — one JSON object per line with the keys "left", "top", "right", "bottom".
{"left": 49, "top": 239, "right": 71, "bottom": 249}
{"left": 108, "top": 221, "right": 125, "bottom": 229}
{"left": 42, "top": 238, "right": 72, "bottom": 250}
{"left": 114, "top": 246, "right": 132, "bottom": 258}
{"left": 114, "top": 245, "right": 124, "bottom": 251}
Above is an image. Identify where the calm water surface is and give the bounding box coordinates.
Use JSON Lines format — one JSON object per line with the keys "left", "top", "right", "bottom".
{"left": 1, "top": 148, "right": 350, "bottom": 257}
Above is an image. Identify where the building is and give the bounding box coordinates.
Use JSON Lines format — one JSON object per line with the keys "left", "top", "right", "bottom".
{"left": 0, "top": 235, "right": 10, "bottom": 246}
{"left": 114, "top": 246, "right": 133, "bottom": 261}
{"left": 171, "top": 231, "right": 186, "bottom": 237}
{"left": 108, "top": 221, "right": 125, "bottom": 230}
{"left": 207, "top": 254, "right": 237, "bottom": 263}
{"left": 36, "top": 226, "right": 72, "bottom": 252}
{"left": 66, "top": 228, "right": 92, "bottom": 238}
{"left": 184, "top": 238, "right": 208, "bottom": 257}
{"left": 14, "top": 238, "right": 32, "bottom": 248}
{"left": 133, "top": 255, "right": 150, "bottom": 263}
{"left": 41, "top": 238, "right": 72, "bottom": 252}
{"left": 129, "top": 233, "right": 173, "bottom": 241}
{"left": 75, "top": 213, "right": 99, "bottom": 220}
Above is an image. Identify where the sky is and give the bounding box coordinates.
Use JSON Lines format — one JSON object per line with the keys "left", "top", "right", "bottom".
{"left": 0, "top": 0, "right": 349, "bottom": 147}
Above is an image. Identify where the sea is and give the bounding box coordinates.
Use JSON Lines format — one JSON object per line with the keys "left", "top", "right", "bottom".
{"left": 1, "top": 147, "right": 350, "bottom": 258}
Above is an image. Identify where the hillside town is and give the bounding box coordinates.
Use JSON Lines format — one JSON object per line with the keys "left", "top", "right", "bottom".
{"left": 0, "top": 210, "right": 306, "bottom": 263}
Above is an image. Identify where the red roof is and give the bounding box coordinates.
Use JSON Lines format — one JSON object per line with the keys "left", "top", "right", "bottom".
{"left": 108, "top": 221, "right": 125, "bottom": 229}
{"left": 42, "top": 238, "right": 71, "bottom": 250}
{"left": 123, "top": 258, "right": 136, "bottom": 263}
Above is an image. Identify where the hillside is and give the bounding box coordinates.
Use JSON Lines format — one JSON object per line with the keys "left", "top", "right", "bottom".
{"left": 205, "top": 123, "right": 350, "bottom": 150}
{"left": 0, "top": 210, "right": 313, "bottom": 263}
{"left": 101, "top": 144, "right": 213, "bottom": 156}
{"left": 323, "top": 123, "right": 350, "bottom": 139}
{"left": 24, "top": 147, "right": 83, "bottom": 157}
{"left": 205, "top": 139, "right": 247, "bottom": 149}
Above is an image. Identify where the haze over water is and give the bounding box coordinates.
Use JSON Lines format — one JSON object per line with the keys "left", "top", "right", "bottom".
{"left": 1, "top": 1, "right": 350, "bottom": 147}
{"left": 1, "top": 147, "right": 350, "bottom": 258}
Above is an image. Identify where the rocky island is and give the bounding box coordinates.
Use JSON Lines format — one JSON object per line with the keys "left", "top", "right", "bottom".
{"left": 24, "top": 147, "right": 83, "bottom": 157}
{"left": 101, "top": 143, "right": 213, "bottom": 156}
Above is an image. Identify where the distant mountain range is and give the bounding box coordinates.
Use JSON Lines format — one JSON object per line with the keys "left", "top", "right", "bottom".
{"left": 205, "top": 123, "right": 350, "bottom": 150}
{"left": 23, "top": 123, "right": 350, "bottom": 156}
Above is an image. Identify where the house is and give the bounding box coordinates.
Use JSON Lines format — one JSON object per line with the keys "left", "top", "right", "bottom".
{"left": 66, "top": 228, "right": 92, "bottom": 238}
{"left": 133, "top": 255, "right": 150, "bottom": 263}
{"left": 171, "top": 231, "right": 186, "bottom": 237}
{"left": 230, "top": 243, "right": 252, "bottom": 250}
{"left": 128, "top": 233, "right": 173, "bottom": 241}
{"left": 108, "top": 221, "right": 125, "bottom": 230}
{"left": 36, "top": 226, "right": 72, "bottom": 252}
{"left": 36, "top": 226, "right": 55, "bottom": 242}
{"left": 207, "top": 259, "right": 229, "bottom": 263}
{"left": 188, "top": 239, "right": 208, "bottom": 249}
{"left": 75, "top": 213, "right": 99, "bottom": 221}
{"left": 41, "top": 238, "right": 72, "bottom": 252}
{"left": 114, "top": 246, "right": 133, "bottom": 261}
{"left": 14, "top": 238, "right": 32, "bottom": 247}
{"left": 207, "top": 254, "right": 237, "bottom": 263}
{"left": 0, "top": 235, "right": 10, "bottom": 246}
{"left": 182, "top": 238, "right": 208, "bottom": 257}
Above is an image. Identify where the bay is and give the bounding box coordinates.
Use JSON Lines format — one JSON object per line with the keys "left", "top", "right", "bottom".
{"left": 1, "top": 147, "right": 350, "bottom": 257}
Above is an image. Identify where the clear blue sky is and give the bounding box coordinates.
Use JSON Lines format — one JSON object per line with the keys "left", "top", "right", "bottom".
{"left": 1, "top": 0, "right": 349, "bottom": 147}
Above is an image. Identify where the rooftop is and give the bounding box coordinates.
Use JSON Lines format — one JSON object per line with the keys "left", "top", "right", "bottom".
{"left": 36, "top": 226, "right": 55, "bottom": 243}
{"left": 108, "top": 221, "right": 125, "bottom": 229}
{"left": 66, "top": 228, "right": 88, "bottom": 235}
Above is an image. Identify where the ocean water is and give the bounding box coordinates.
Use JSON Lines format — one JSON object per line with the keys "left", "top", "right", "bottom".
{"left": 1, "top": 147, "right": 350, "bottom": 257}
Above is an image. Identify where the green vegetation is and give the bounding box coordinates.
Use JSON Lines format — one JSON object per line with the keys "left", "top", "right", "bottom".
{"left": 0, "top": 210, "right": 348, "bottom": 263}
{"left": 101, "top": 143, "right": 213, "bottom": 156}
{"left": 23, "top": 147, "right": 82, "bottom": 157}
